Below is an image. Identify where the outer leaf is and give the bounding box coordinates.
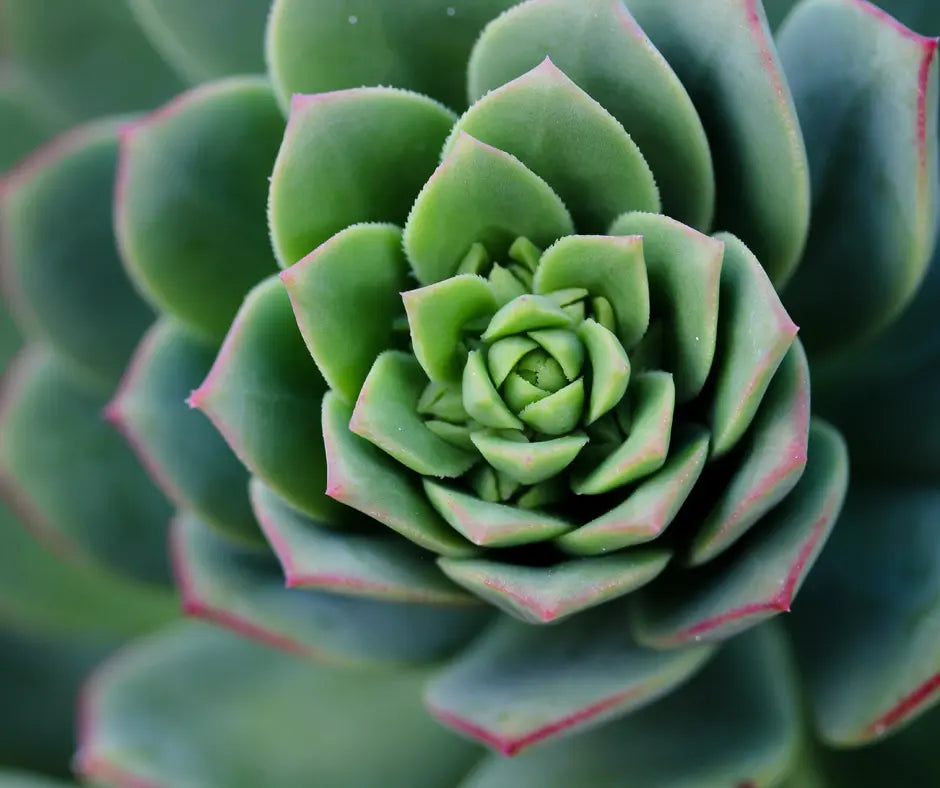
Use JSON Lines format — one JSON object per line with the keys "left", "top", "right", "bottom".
{"left": 462, "top": 624, "right": 800, "bottom": 788}
{"left": 709, "top": 233, "right": 797, "bottom": 457}
{"left": 438, "top": 551, "right": 670, "bottom": 624}
{"left": 265, "top": 0, "right": 518, "bottom": 111}
{"left": 281, "top": 223, "right": 409, "bottom": 403}
{"left": 0, "top": 68, "right": 64, "bottom": 171}
{"left": 2, "top": 121, "right": 154, "bottom": 389}
{"left": 128, "top": 0, "right": 270, "bottom": 83}
{"left": 107, "top": 318, "right": 259, "bottom": 545}
{"left": 171, "top": 513, "right": 490, "bottom": 667}
{"left": 778, "top": 0, "right": 939, "bottom": 354}
{"left": 0, "top": 772, "right": 72, "bottom": 787}
{"left": 250, "top": 478, "right": 475, "bottom": 605}
{"left": 426, "top": 604, "right": 715, "bottom": 755}
{"left": 468, "top": 0, "right": 714, "bottom": 229}
{"left": 77, "top": 622, "right": 483, "bottom": 788}
{"left": 609, "top": 212, "right": 723, "bottom": 401}
{"left": 788, "top": 486, "right": 940, "bottom": 745}
{"left": 817, "top": 702, "right": 940, "bottom": 786}
{"left": 116, "top": 77, "right": 283, "bottom": 342}
{"left": 627, "top": 0, "right": 810, "bottom": 285}
{"left": 1, "top": 0, "right": 183, "bottom": 122}
{"left": 448, "top": 58, "right": 659, "bottom": 232}
{"left": 0, "top": 498, "right": 174, "bottom": 638}
{"left": 689, "top": 339, "right": 810, "bottom": 565}
{"left": 189, "top": 276, "right": 340, "bottom": 523}
{"left": 810, "top": 218, "right": 940, "bottom": 482}
{"left": 0, "top": 628, "right": 116, "bottom": 780}
{"left": 0, "top": 350, "right": 171, "bottom": 585}
{"left": 269, "top": 87, "right": 456, "bottom": 268}
{"left": 404, "top": 133, "right": 574, "bottom": 285}
{"left": 322, "top": 393, "right": 476, "bottom": 558}
{"left": 632, "top": 420, "right": 847, "bottom": 648}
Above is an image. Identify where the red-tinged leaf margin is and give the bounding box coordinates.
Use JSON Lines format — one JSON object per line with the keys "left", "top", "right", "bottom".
{"left": 168, "top": 514, "right": 322, "bottom": 662}
{"left": 862, "top": 673, "right": 940, "bottom": 738}
{"left": 77, "top": 651, "right": 160, "bottom": 788}
{"left": 430, "top": 690, "right": 649, "bottom": 758}
{"left": 103, "top": 327, "right": 186, "bottom": 513}
{"left": 669, "top": 511, "right": 830, "bottom": 644}
{"left": 852, "top": 0, "right": 937, "bottom": 224}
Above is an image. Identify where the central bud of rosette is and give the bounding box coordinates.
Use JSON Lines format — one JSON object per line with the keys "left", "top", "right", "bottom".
{"left": 408, "top": 235, "right": 653, "bottom": 508}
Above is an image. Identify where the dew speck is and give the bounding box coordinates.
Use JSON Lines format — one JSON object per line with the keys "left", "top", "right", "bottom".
{"left": 446, "top": 7, "right": 456, "bottom": 16}
{"left": 348, "top": 14, "right": 358, "bottom": 24}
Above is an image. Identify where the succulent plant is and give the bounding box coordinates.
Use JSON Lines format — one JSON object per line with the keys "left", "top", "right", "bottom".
{"left": 1, "top": 0, "right": 939, "bottom": 785}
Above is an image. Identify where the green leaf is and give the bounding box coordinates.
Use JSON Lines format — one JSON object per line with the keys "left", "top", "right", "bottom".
{"left": 535, "top": 234, "right": 649, "bottom": 350}
{"left": 190, "top": 276, "right": 340, "bottom": 523}
{"left": 778, "top": 0, "right": 939, "bottom": 355}
{"left": 1, "top": 0, "right": 183, "bottom": 122}
{"left": 425, "top": 604, "right": 715, "bottom": 754}
{"left": 574, "top": 372, "right": 675, "bottom": 495}
{"left": 488, "top": 336, "right": 539, "bottom": 387}
{"left": 439, "top": 550, "right": 670, "bottom": 625}
{"left": 266, "top": 0, "right": 518, "bottom": 111}
{"left": 448, "top": 58, "right": 659, "bottom": 232}
{"left": 404, "top": 275, "right": 498, "bottom": 384}
{"left": 0, "top": 498, "right": 175, "bottom": 638}
{"left": 468, "top": 0, "right": 713, "bottom": 229}
{"left": 281, "top": 223, "right": 409, "bottom": 403}
{"left": 609, "top": 211, "right": 723, "bottom": 402}
{"left": 627, "top": 0, "right": 810, "bottom": 285}
{"left": 403, "top": 133, "right": 574, "bottom": 285}
{"left": 0, "top": 628, "right": 116, "bottom": 780}
{"left": 107, "top": 318, "right": 259, "bottom": 546}
{"left": 351, "top": 352, "right": 476, "bottom": 477}
{"left": 788, "top": 485, "right": 940, "bottom": 745}
{"left": 116, "top": 77, "right": 283, "bottom": 342}
{"left": 249, "top": 478, "right": 474, "bottom": 605}
{"left": 709, "top": 233, "right": 797, "bottom": 457}
{"left": 322, "top": 393, "right": 476, "bottom": 558}
{"left": 463, "top": 349, "right": 526, "bottom": 430}
{"left": 77, "top": 622, "right": 483, "bottom": 788}
{"left": 128, "top": 0, "right": 270, "bottom": 83}
{"left": 558, "top": 426, "right": 709, "bottom": 555}
{"left": 0, "top": 68, "right": 64, "bottom": 171}
{"left": 269, "top": 87, "right": 455, "bottom": 268}
{"left": 423, "top": 480, "right": 572, "bottom": 548}
{"left": 577, "top": 319, "right": 631, "bottom": 425}
{"left": 528, "top": 329, "right": 584, "bottom": 381}
{"left": 816, "top": 702, "right": 940, "bottom": 787}
{"left": 0, "top": 351, "right": 171, "bottom": 585}
{"left": 481, "top": 294, "right": 574, "bottom": 342}
{"left": 632, "top": 420, "right": 848, "bottom": 648}
{"left": 518, "top": 378, "right": 584, "bottom": 435}
{"left": 470, "top": 431, "right": 588, "bottom": 486}
{"left": 462, "top": 623, "right": 800, "bottom": 788}
{"left": 171, "top": 512, "right": 490, "bottom": 666}
{"left": 0, "top": 771, "right": 73, "bottom": 787}
{"left": 2, "top": 120, "right": 154, "bottom": 389}
{"left": 689, "top": 340, "right": 810, "bottom": 565}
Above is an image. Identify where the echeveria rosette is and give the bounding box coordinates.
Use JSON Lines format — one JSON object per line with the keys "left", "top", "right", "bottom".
{"left": 159, "top": 0, "right": 851, "bottom": 755}
{"left": 64, "top": 0, "right": 940, "bottom": 782}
